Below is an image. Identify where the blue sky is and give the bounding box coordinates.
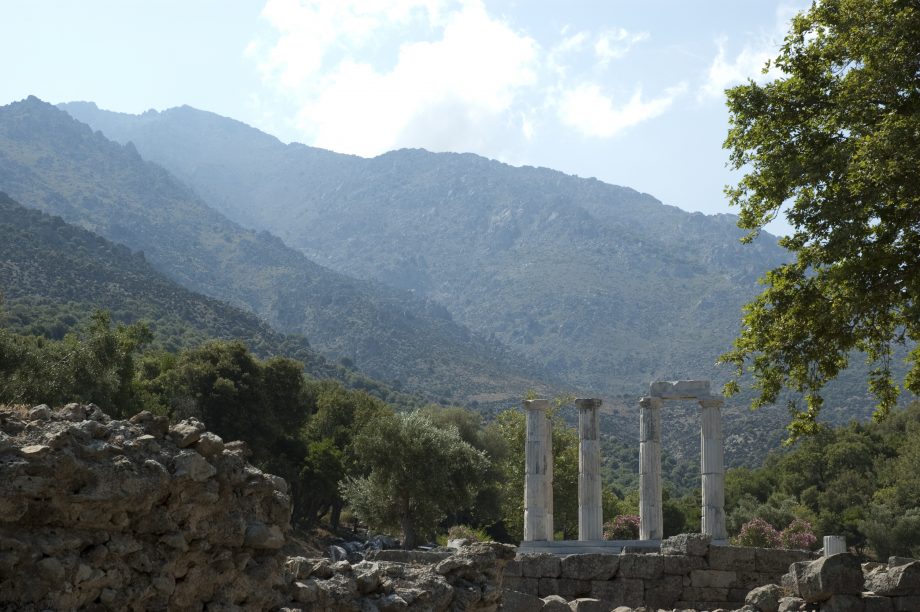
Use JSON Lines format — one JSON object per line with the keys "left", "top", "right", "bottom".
{"left": 1, "top": 0, "right": 807, "bottom": 234}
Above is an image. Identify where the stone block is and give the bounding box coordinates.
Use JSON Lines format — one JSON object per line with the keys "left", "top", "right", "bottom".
{"left": 556, "top": 578, "right": 591, "bottom": 600}
{"left": 520, "top": 553, "right": 560, "bottom": 578}
{"left": 797, "top": 553, "right": 864, "bottom": 603}
{"left": 675, "top": 600, "right": 734, "bottom": 611}
{"left": 862, "top": 593, "right": 894, "bottom": 612}
{"left": 738, "top": 571, "right": 786, "bottom": 591}
{"left": 708, "top": 545, "right": 756, "bottom": 572}
{"left": 503, "top": 558, "right": 522, "bottom": 577}
{"left": 589, "top": 578, "right": 643, "bottom": 607}
{"left": 503, "top": 576, "right": 538, "bottom": 595}
{"left": 649, "top": 379, "right": 710, "bottom": 399}
{"left": 568, "top": 598, "right": 609, "bottom": 612}
{"left": 500, "top": 588, "right": 543, "bottom": 612}
{"left": 618, "top": 553, "right": 662, "bottom": 579}
{"left": 643, "top": 574, "right": 683, "bottom": 610}
{"left": 662, "top": 553, "right": 707, "bottom": 575}
{"left": 690, "top": 569, "right": 737, "bottom": 588}
{"left": 888, "top": 557, "right": 917, "bottom": 568}
{"left": 893, "top": 595, "right": 920, "bottom": 611}
{"left": 823, "top": 593, "right": 865, "bottom": 612}
{"left": 660, "top": 533, "right": 712, "bottom": 557}
{"left": 745, "top": 584, "right": 784, "bottom": 612}
{"left": 681, "top": 586, "right": 730, "bottom": 602}
{"left": 866, "top": 561, "right": 920, "bottom": 596}
{"left": 754, "top": 547, "right": 815, "bottom": 573}
{"left": 560, "top": 553, "right": 618, "bottom": 580}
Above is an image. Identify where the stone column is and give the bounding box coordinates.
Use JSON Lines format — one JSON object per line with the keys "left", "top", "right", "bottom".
{"left": 639, "top": 396, "right": 663, "bottom": 540}
{"left": 700, "top": 396, "right": 727, "bottom": 540}
{"left": 523, "top": 399, "right": 552, "bottom": 541}
{"left": 824, "top": 535, "right": 847, "bottom": 556}
{"left": 576, "top": 398, "right": 603, "bottom": 541}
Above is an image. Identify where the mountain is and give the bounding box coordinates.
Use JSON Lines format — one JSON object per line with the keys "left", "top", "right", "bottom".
{"left": 59, "top": 101, "right": 788, "bottom": 396}
{"left": 0, "top": 97, "right": 555, "bottom": 405}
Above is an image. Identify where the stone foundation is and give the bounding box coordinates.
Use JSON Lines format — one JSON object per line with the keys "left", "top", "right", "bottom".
{"left": 503, "top": 534, "right": 815, "bottom": 610}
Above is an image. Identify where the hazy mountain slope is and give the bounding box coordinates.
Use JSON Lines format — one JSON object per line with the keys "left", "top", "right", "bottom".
{"left": 0, "top": 97, "right": 554, "bottom": 403}
{"left": 0, "top": 191, "right": 317, "bottom": 362}
{"left": 60, "top": 102, "right": 787, "bottom": 395}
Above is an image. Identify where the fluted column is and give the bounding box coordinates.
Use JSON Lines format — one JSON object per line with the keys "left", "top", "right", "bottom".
{"left": 700, "top": 396, "right": 726, "bottom": 540}
{"left": 523, "top": 399, "right": 552, "bottom": 541}
{"left": 576, "top": 398, "right": 603, "bottom": 541}
{"left": 639, "top": 396, "right": 663, "bottom": 540}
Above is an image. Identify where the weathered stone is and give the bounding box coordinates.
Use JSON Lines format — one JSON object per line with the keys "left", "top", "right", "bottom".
{"left": 243, "top": 522, "right": 284, "bottom": 549}
{"left": 195, "top": 431, "right": 224, "bottom": 457}
{"left": 169, "top": 418, "right": 205, "bottom": 448}
{"left": 681, "top": 586, "right": 730, "bottom": 602}
{"left": 28, "top": 405, "right": 51, "bottom": 421}
{"left": 590, "top": 578, "right": 643, "bottom": 607}
{"left": 745, "top": 584, "right": 784, "bottom": 612}
{"left": 866, "top": 561, "right": 920, "bottom": 596}
{"left": 541, "top": 594, "right": 570, "bottom": 611}
{"left": 500, "top": 589, "right": 543, "bottom": 612}
{"left": 568, "top": 598, "right": 610, "bottom": 612}
{"left": 618, "top": 553, "right": 662, "bottom": 579}
{"left": 59, "top": 402, "right": 86, "bottom": 421}
{"left": 691, "top": 569, "right": 737, "bottom": 588}
{"left": 893, "top": 595, "right": 920, "bottom": 611}
{"left": 644, "top": 574, "right": 683, "bottom": 610}
{"left": 797, "top": 553, "right": 864, "bottom": 603}
{"left": 560, "top": 553, "right": 619, "bottom": 580}
{"left": 173, "top": 450, "right": 216, "bottom": 482}
{"left": 521, "top": 553, "right": 561, "bottom": 578}
{"left": 823, "top": 593, "right": 865, "bottom": 612}
{"left": 778, "top": 596, "right": 806, "bottom": 612}
{"left": 649, "top": 379, "right": 711, "bottom": 399}
{"left": 367, "top": 549, "right": 452, "bottom": 564}
{"left": 662, "top": 552, "right": 707, "bottom": 574}
{"left": 504, "top": 558, "right": 523, "bottom": 577}
{"left": 660, "top": 533, "right": 712, "bottom": 557}
{"left": 755, "top": 547, "right": 815, "bottom": 573}
{"left": 862, "top": 593, "right": 894, "bottom": 612}
{"left": 709, "top": 545, "right": 756, "bottom": 572}
{"left": 888, "top": 556, "right": 917, "bottom": 568}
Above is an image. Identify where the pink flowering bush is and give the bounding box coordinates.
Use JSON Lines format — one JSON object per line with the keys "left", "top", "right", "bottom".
{"left": 603, "top": 515, "right": 640, "bottom": 540}
{"left": 780, "top": 519, "right": 818, "bottom": 550}
{"left": 732, "top": 517, "right": 781, "bottom": 548}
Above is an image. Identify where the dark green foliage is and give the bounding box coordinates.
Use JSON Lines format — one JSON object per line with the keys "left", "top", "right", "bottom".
{"left": 341, "top": 410, "right": 489, "bottom": 549}
{"left": 724, "top": 402, "right": 920, "bottom": 558}
{"left": 721, "top": 0, "right": 920, "bottom": 437}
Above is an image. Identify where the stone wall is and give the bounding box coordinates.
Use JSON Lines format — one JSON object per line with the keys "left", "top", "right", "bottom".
{"left": 0, "top": 403, "right": 514, "bottom": 610}
{"left": 502, "top": 534, "right": 815, "bottom": 611}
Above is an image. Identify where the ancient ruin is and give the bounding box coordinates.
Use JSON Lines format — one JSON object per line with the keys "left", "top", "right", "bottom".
{"left": 522, "top": 380, "right": 726, "bottom": 549}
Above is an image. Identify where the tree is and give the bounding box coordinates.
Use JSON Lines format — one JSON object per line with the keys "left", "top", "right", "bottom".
{"left": 720, "top": 0, "right": 920, "bottom": 437}
{"left": 341, "top": 411, "right": 488, "bottom": 549}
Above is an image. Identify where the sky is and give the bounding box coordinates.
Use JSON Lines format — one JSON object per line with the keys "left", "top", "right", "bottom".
{"left": 1, "top": 0, "right": 808, "bottom": 235}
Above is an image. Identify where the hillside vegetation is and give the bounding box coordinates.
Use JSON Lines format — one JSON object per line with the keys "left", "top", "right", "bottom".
{"left": 0, "top": 97, "right": 555, "bottom": 404}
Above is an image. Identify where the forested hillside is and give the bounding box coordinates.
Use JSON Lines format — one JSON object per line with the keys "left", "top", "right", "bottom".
{"left": 0, "top": 97, "right": 556, "bottom": 404}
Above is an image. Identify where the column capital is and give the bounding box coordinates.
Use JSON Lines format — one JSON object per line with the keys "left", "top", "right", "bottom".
{"left": 523, "top": 398, "right": 552, "bottom": 411}
{"left": 698, "top": 395, "right": 724, "bottom": 409}
{"left": 575, "top": 397, "right": 602, "bottom": 410}
{"left": 639, "top": 396, "right": 663, "bottom": 409}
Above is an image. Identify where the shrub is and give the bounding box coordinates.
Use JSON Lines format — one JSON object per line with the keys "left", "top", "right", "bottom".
{"left": 732, "top": 517, "right": 781, "bottom": 548}
{"left": 603, "top": 515, "right": 640, "bottom": 540}
{"left": 780, "top": 518, "right": 818, "bottom": 550}
{"left": 446, "top": 524, "right": 489, "bottom": 543}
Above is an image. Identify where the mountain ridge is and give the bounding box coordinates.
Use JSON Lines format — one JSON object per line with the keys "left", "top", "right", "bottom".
{"left": 0, "top": 96, "right": 557, "bottom": 404}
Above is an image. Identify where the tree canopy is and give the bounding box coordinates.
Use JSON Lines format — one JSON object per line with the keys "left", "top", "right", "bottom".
{"left": 720, "top": 0, "right": 920, "bottom": 437}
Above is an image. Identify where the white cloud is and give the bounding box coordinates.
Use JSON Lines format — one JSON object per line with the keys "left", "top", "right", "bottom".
{"left": 557, "top": 82, "right": 687, "bottom": 139}
{"left": 698, "top": 3, "right": 805, "bottom": 100}
{"left": 594, "top": 28, "right": 649, "bottom": 65}
{"left": 248, "top": 0, "right": 677, "bottom": 155}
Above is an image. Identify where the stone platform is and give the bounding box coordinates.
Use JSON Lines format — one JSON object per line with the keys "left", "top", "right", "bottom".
{"left": 517, "top": 539, "right": 661, "bottom": 555}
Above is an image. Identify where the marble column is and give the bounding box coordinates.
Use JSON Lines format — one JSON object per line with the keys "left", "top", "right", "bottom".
{"left": 576, "top": 398, "right": 603, "bottom": 541}
{"left": 523, "top": 399, "right": 552, "bottom": 541}
{"left": 700, "top": 396, "right": 726, "bottom": 540}
{"left": 639, "top": 396, "right": 663, "bottom": 540}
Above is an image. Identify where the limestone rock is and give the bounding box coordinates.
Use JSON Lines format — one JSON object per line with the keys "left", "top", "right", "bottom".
{"left": 560, "top": 553, "right": 619, "bottom": 581}
{"left": 541, "top": 594, "right": 570, "bottom": 611}
{"left": 500, "top": 589, "right": 543, "bottom": 612}
{"left": 28, "top": 404, "right": 51, "bottom": 421}
{"left": 866, "top": 561, "right": 920, "bottom": 596}
{"left": 745, "top": 583, "right": 784, "bottom": 612}
{"left": 777, "top": 596, "right": 806, "bottom": 612}
{"left": 660, "top": 532, "right": 712, "bottom": 556}
{"left": 796, "top": 553, "right": 864, "bottom": 603}
{"left": 169, "top": 417, "right": 205, "bottom": 447}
